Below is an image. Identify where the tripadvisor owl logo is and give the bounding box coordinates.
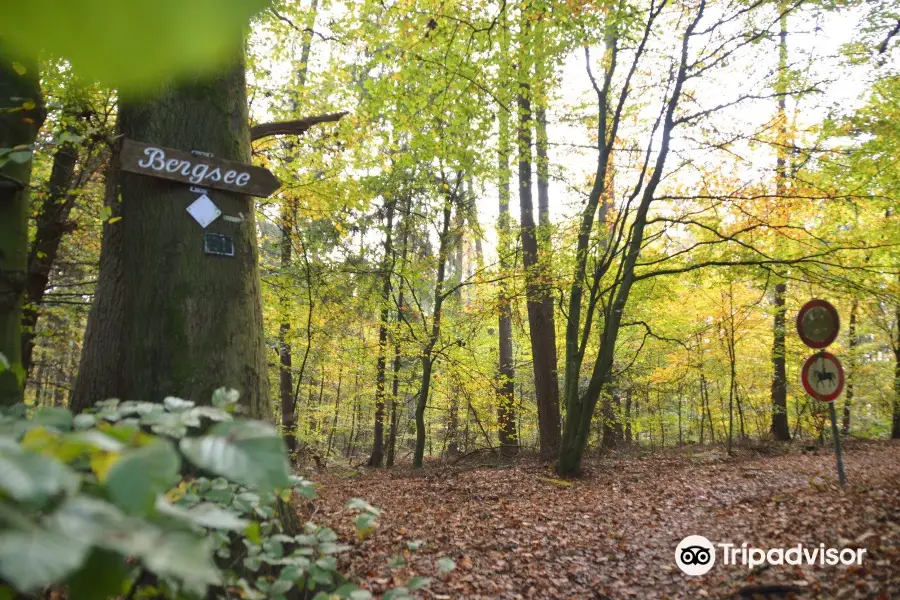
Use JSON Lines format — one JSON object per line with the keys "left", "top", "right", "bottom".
{"left": 675, "top": 535, "right": 716, "bottom": 575}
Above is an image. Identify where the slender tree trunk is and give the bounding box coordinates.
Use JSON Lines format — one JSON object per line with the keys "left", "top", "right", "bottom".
{"left": 325, "top": 367, "right": 342, "bottom": 458}
{"left": 278, "top": 203, "right": 296, "bottom": 454}
{"left": 386, "top": 343, "right": 401, "bottom": 466}
{"left": 0, "top": 48, "right": 46, "bottom": 406}
{"left": 279, "top": 0, "right": 319, "bottom": 456}
{"left": 21, "top": 125, "right": 80, "bottom": 374}
{"left": 892, "top": 310, "right": 900, "bottom": 439}
{"left": 74, "top": 52, "right": 270, "bottom": 417}
{"left": 368, "top": 202, "right": 394, "bottom": 467}
{"left": 557, "top": 5, "right": 703, "bottom": 475}
{"left": 386, "top": 209, "right": 409, "bottom": 467}
{"left": 518, "top": 56, "right": 561, "bottom": 461}
{"left": 496, "top": 31, "right": 518, "bottom": 454}
{"left": 842, "top": 301, "right": 857, "bottom": 434}
{"left": 624, "top": 387, "right": 632, "bottom": 445}
{"left": 413, "top": 198, "right": 453, "bottom": 468}
{"left": 771, "top": 282, "right": 790, "bottom": 440}
{"left": 770, "top": 6, "right": 791, "bottom": 442}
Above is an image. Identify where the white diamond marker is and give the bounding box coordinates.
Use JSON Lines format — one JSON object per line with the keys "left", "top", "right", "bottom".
{"left": 186, "top": 194, "right": 222, "bottom": 228}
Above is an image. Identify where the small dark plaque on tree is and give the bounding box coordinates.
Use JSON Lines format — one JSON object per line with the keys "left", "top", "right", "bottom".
{"left": 203, "top": 232, "right": 235, "bottom": 257}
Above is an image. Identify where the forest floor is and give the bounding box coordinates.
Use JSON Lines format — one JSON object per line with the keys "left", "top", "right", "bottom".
{"left": 302, "top": 440, "right": 900, "bottom": 599}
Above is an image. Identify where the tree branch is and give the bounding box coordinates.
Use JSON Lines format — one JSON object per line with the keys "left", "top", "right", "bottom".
{"left": 250, "top": 111, "right": 349, "bottom": 142}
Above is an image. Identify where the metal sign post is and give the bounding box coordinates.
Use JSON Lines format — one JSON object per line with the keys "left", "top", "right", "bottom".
{"left": 797, "top": 299, "right": 847, "bottom": 488}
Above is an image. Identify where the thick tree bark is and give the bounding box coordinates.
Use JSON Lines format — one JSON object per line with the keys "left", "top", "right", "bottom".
{"left": 518, "top": 76, "right": 561, "bottom": 461}
{"left": 842, "top": 301, "right": 857, "bottom": 434}
{"left": 0, "top": 48, "right": 46, "bottom": 406}
{"left": 70, "top": 151, "right": 125, "bottom": 412}
{"left": 368, "top": 201, "right": 394, "bottom": 466}
{"left": 74, "top": 54, "right": 271, "bottom": 417}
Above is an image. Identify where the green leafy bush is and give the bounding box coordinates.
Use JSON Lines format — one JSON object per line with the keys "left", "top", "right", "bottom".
{"left": 0, "top": 389, "right": 397, "bottom": 599}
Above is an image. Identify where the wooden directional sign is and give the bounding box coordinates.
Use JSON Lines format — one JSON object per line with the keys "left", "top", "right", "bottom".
{"left": 119, "top": 138, "right": 281, "bottom": 198}
{"left": 801, "top": 352, "right": 845, "bottom": 403}
{"left": 796, "top": 299, "right": 840, "bottom": 349}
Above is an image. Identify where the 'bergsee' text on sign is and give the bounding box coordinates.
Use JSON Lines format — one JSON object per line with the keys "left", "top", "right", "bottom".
{"left": 119, "top": 138, "right": 281, "bottom": 198}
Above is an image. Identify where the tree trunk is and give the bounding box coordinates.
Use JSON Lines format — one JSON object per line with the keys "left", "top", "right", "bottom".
{"left": 771, "top": 282, "right": 790, "bottom": 440}
{"left": 73, "top": 53, "right": 271, "bottom": 417}
{"left": 21, "top": 130, "right": 79, "bottom": 374}
{"left": 368, "top": 201, "right": 394, "bottom": 467}
{"left": 842, "top": 301, "right": 857, "bottom": 434}
{"left": 386, "top": 209, "right": 409, "bottom": 467}
{"left": 518, "top": 65, "right": 561, "bottom": 461}
{"left": 770, "top": 7, "right": 791, "bottom": 442}
{"left": 413, "top": 198, "right": 453, "bottom": 468}
{"left": 279, "top": 0, "right": 318, "bottom": 458}
{"left": 892, "top": 312, "right": 900, "bottom": 439}
{"left": 70, "top": 154, "right": 125, "bottom": 412}
{"left": 556, "top": 6, "right": 702, "bottom": 475}
{"left": 496, "top": 22, "right": 518, "bottom": 456}
{"left": 0, "top": 48, "right": 46, "bottom": 406}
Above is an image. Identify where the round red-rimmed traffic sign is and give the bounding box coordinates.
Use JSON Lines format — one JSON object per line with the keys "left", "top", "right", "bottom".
{"left": 796, "top": 299, "right": 840, "bottom": 349}
{"left": 801, "top": 352, "right": 844, "bottom": 402}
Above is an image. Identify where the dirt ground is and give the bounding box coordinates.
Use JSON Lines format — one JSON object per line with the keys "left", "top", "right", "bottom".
{"left": 304, "top": 441, "right": 900, "bottom": 599}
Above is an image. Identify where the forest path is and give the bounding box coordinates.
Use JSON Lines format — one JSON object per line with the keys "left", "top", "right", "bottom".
{"left": 308, "top": 441, "right": 900, "bottom": 599}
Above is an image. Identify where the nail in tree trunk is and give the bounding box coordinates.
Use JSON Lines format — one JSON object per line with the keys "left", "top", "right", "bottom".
{"left": 368, "top": 201, "right": 394, "bottom": 466}
{"left": 517, "top": 51, "right": 561, "bottom": 461}
{"left": 0, "top": 48, "right": 46, "bottom": 406}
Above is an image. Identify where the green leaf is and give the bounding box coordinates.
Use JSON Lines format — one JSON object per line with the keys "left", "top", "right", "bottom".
{"left": 32, "top": 407, "right": 73, "bottom": 431}
{"left": 211, "top": 387, "right": 240, "bottom": 409}
{"left": 407, "top": 576, "right": 431, "bottom": 591}
{"left": 154, "top": 497, "right": 249, "bottom": 530}
{"left": 105, "top": 441, "right": 181, "bottom": 514}
{"left": 179, "top": 420, "right": 291, "bottom": 491}
{"left": 382, "top": 588, "right": 412, "bottom": 600}
{"left": 7, "top": 150, "right": 32, "bottom": 164}
{"left": 0, "top": 528, "right": 89, "bottom": 592}
{"left": 163, "top": 396, "right": 195, "bottom": 412}
{"left": 0, "top": 449, "right": 79, "bottom": 504}
{"left": 387, "top": 556, "right": 407, "bottom": 568}
{"left": 73, "top": 414, "right": 97, "bottom": 431}
{"left": 0, "top": 0, "right": 271, "bottom": 91}
{"left": 65, "top": 548, "right": 129, "bottom": 600}
{"left": 354, "top": 513, "right": 377, "bottom": 534}
{"left": 345, "top": 498, "right": 382, "bottom": 515}
{"left": 143, "top": 531, "right": 220, "bottom": 592}
{"left": 315, "top": 556, "right": 337, "bottom": 571}
{"left": 437, "top": 557, "right": 456, "bottom": 573}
